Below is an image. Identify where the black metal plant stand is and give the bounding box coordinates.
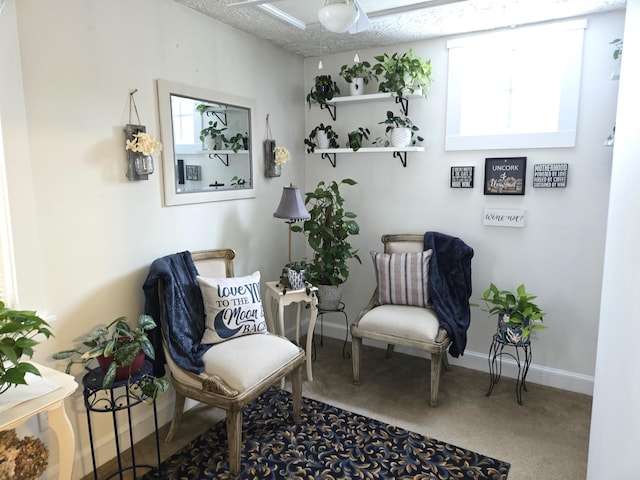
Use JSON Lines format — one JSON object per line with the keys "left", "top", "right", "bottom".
{"left": 82, "top": 360, "right": 162, "bottom": 480}
{"left": 312, "top": 302, "right": 350, "bottom": 360}
{"left": 486, "top": 334, "right": 532, "bottom": 405}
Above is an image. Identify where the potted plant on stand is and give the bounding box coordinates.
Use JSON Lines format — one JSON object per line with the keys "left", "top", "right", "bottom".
{"left": 305, "top": 124, "right": 340, "bottom": 153}
{"left": 339, "top": 60, "right": 377, "bottom": 96}
{"left": 378, "top": 110, "right": 423, "bottom": 147}
{"left": 372, "top": 49, "right": 433, "bottom": 99}
{"left": 292, "top": 179, "right": 361, "bottom": 310}
{"left": 199, "top": 121, "right": 227, "bottom": 150}
{"left": 53, "top": 315, "right": 169, "bottom": 400}
{"left": 306, "top": 74, "right": 340, "bottom": 109}
{"left": 481, "top": 283, "right": 547, "bottom": 345}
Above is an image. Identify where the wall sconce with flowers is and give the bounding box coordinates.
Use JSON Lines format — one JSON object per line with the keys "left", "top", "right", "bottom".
{"left": 124, "top": 89, "right": 162, "bottom": 181}
{"left": 264, "top": 114, "right": 290, "bottom": 178}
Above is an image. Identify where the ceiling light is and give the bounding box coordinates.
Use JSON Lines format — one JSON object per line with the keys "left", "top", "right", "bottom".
{"left": 318, "top": 0, "right": 360, "bottom": 34}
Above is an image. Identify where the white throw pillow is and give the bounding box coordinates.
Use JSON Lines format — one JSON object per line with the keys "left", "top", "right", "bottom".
{"left": 198, "top": 271, "right": 267, "bottom": 344}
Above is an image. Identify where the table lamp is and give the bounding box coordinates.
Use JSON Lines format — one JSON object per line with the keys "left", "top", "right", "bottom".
{"left": 273, "top": 184, "right": 310, "bottom": 262}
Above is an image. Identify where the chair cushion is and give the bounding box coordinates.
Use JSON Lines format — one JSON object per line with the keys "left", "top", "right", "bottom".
{"left": 371, "top": 250, "right": 432, "bottom": 307}
{"left": 198, "top": 271, "right": 268, "bottom": 344}
{"left": 201, "top": 334, "right": 300, "bottom": 392}
{"left": 357, "top": 305, "right": 440, "bottom": 343}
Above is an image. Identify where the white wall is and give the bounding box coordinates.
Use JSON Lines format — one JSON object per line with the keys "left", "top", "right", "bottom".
{"left": 1, "top": 0, "right": 304, "bottom": 478}
{"left": 303, "top": 11, "right": 624, "bottom": 394}
{"left": 588, "top": 0, "right": 640, "bottom": 477}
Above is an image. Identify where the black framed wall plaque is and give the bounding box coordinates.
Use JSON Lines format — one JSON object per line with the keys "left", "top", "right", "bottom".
{"left": 451, "top": 166, "right": 474, "bottom": 188}
{"left": 484, "top": 157, "right": 526, "bottom": 195}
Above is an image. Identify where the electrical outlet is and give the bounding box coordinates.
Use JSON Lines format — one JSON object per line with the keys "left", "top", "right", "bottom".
{"left": 37, "top": 412, "right": 48, "bottom": 432}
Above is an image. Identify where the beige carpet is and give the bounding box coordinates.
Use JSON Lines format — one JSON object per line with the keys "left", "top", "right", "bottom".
{"left": 85, "top": 336, "right": 592, "bottom": 480}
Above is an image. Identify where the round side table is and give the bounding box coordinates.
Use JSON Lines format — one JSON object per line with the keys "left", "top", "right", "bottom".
{"left": 82, "top": 360, "right": 162, "bottom": 480}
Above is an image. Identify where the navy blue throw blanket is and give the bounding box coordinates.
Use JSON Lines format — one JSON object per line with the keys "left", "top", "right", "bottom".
{"left": 142, "top": 251, "right": 211, "bottom": 377}
{"left": 424, "top": 232, "right": 474, "bottom": 357}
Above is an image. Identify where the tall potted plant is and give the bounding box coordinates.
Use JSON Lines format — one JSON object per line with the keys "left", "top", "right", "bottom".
{"left": 372, "top": 49, "right": 433, "bottom": 99}
{"left": 292, "top": 179, "right": 361, "bottom": 310}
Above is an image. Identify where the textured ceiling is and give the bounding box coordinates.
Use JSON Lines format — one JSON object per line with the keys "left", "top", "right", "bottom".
{"left": 174, "top": 0, "right": 626, "bottom": 57}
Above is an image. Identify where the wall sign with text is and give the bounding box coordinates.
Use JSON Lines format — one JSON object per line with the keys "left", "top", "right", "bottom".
{"left": 483, "top": 208, "right": 526, "bottom": 228}
{"left": 484, "top": 157, "right": 527, "bottom": 195}
{"left": 451, "top": 166, "right": 474, "bottom": 188}
{"left": 533, "top": 163, "right": 568, "bottom": 188}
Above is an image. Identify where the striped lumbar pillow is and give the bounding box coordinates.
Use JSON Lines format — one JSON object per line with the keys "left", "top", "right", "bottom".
{"left": 371, "top": 250, "right": 432, "bottom": 307}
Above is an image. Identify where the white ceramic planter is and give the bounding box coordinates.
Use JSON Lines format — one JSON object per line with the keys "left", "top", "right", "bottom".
{"left": 390, "top": 127, "right": 412, "bottom": 147}
{"left": 316, "top": 130, "right": 330, "bottom": 149}
{"left": 349, "top": 78, "right": 364, "bottom": 96}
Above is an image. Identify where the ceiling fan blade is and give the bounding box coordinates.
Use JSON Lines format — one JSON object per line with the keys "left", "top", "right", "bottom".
{"left": 349, "top": 0, "right": 371, "bottom": 33}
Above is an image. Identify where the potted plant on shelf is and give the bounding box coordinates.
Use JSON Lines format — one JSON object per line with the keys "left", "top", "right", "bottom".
{"left": 480, "top": 283, "right": 547, "bottom": 345}
{"left": 378, "top": 110, "right": 424, "bottom": 147}
{"left": 0, "top": 301, "right": 53, "bottom": 395}
{"left": 306, "top": 74, "right": 340, "bottom": 109}
{"left": 305, "top": 123, "right": 340, "bottom": 153}
{"left": 223, "top": 132, "right": 248, "bottom": 153}
{"left": 53, "top": 315, "right": 169, "bottom": 400}
{"left": 199, "top": 120, "right": 228, "bottom": 150}
{"left": 291, "top": 179, "right": 361, "bottom": 310}
{"left": 346, "top": 127, "right": 370, "bottom": 151}
{"left": 339, "top": 60, "right": 377, "bottom": 96}
{"left": 230, "top": 176, "right": 248, "bottom": 188}
{"left": 372, "top": 49, "right": 433, "bottom": 99}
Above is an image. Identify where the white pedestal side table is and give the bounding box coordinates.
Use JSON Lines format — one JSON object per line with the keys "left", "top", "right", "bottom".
{"left": 264, "top": 281, "right": 318, "bottom": 381}
{"left": 0, "top": 363, "right": 78, "bottom": 480}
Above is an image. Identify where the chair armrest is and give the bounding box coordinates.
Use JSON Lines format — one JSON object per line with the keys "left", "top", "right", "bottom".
{"left": 202, "top": 374, "right": 239, "bottom": 396}
{"left": 353, "top": 288, "right": 379, "bottom": 326}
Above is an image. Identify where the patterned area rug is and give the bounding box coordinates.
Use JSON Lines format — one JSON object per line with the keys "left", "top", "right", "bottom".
{"left": 144, "top": 387, "right": 510, "bottom": 479}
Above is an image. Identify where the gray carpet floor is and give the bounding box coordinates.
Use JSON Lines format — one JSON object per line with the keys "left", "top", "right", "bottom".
{"left": 84, "top": 336, "right": 592, "bottom": 480}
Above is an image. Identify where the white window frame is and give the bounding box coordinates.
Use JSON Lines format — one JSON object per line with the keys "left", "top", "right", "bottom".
{"left": 445, "top": 19, "right": 587, "bottom": 151}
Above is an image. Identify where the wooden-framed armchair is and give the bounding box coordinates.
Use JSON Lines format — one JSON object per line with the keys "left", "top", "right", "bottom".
{"left": 350, "top": 233, "right": 473, "bottom": 407}
{"left": 143, "top": 249, "right": 306, "bottom": 478}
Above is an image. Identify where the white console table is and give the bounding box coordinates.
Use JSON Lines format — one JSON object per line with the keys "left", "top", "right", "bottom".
{"left": 0, "top": 363, "right": 78, "bottom": 479}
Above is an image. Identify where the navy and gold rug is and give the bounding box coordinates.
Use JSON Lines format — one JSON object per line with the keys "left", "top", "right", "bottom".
{"left": 145, "top": 387, "right": 510, "bottom": 479}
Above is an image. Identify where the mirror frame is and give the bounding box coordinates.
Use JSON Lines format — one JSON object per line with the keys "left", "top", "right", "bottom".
{"left": 156, "top": 79, "right": 256, "bottom": 206}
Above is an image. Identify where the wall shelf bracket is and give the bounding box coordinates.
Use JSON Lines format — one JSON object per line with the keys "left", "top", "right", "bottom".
{"left": 320, "top": 103, "right": 336, "bottom": 121}
{"left": 205, "top": 111, "right": 228, "bottom": 126}
{"left": 395, "top": 96, "right": 409, "bottom": 116}
{"left": 210, "top": 153, "right": 230, "bottom": 166}
{"left": 393, "top": 150, "right": 408, "bottom": 167}
{"left": 321, "top": 152, "right": 337, "bottom": 167}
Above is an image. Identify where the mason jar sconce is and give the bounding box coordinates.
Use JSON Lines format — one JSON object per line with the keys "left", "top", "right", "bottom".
{"left": 125, "top": 124, "right": 152, "bottom": 181}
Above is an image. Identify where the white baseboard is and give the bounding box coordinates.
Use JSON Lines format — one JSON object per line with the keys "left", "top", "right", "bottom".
{"left": 294, "top": 319, "right": 594, "bottom": 396}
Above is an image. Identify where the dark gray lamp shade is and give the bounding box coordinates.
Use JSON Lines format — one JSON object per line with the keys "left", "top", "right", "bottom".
{"left": 273, "top": 185, "right": 310, "bottom": 221}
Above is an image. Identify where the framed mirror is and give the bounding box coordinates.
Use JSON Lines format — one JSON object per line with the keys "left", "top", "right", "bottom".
{"left": 157, "top": 79, "right": 255, "bottom": 206}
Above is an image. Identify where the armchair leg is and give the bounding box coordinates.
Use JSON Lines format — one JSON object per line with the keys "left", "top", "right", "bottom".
{"left": 442, "top": 350, "right": 450, "bottom": 371}
{"left": 291, "top": 364, "right": 303, "bottom": 422}
{"left": 165, "top": 391, "right": 186, "bottom": 443}
{"left": 430, "top": 352, "right": 442, "bottom": 407}
{"left": 227, "top": 407, "right": 243, "bottom": 479}
{"left": 386, "top": 344, "right": 395, "bottom": 358}
{"left": 352, "top": 334, "right": 362, "bottom": 385}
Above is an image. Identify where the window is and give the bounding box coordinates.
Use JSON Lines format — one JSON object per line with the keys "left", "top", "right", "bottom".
{"left": 445, "top": 19, "right": 587, "bottom": 151}
{"left": 0, "top": 118, "right": 16, "bottom": 306}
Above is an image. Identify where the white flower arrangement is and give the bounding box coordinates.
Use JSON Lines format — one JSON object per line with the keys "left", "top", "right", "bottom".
{"left": 126, "top": 132, "right": 163, "bottom": 156}
{"left": 273, "top": 146, "right": 290, "bottom": 166}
